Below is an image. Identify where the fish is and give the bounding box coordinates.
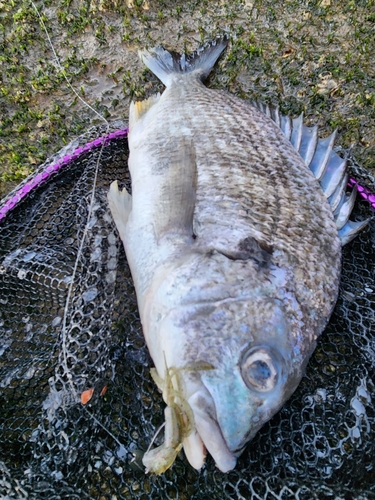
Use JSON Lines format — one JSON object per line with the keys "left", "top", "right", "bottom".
{"left": 107, "top": 36, "right": 368, "bottom": 474}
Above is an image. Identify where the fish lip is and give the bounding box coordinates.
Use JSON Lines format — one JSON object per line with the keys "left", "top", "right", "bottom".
{"left": 233, "top": 446, "right": 246, "bottom": 456}
{"left": 188, "top": 386, "right": 237, "bottom": 472}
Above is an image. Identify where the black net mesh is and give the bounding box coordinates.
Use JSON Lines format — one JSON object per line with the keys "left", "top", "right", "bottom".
{"left": 0, "top": 123, "right": 374, "bottom": 499}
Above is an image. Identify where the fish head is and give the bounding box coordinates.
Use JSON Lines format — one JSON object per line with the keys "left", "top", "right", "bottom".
{"left": 169, "top": 295, "right": 311, "bottom": 472}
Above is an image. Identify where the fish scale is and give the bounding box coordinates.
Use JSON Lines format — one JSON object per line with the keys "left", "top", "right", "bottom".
{"left": 107, "top": 36, "right": 367, "bottom": 474}
{"left": 183, "top": 90, "right": 340, "bottom": 315}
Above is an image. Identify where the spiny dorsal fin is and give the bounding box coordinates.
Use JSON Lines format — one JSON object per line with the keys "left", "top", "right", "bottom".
{"left": 252, "top": 101, "right": 370, "bottom": 245}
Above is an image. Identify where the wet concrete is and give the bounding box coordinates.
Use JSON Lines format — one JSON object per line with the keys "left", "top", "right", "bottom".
{"left": 0, "top": 0, "right": 374, "bottom": 197}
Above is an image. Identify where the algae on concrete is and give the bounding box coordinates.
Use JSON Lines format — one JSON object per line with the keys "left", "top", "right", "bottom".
{"left": 0, "top": 0, "right": 374, "bottom": 197}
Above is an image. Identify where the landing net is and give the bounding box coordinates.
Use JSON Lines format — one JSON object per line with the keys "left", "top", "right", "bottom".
{"left": 0, "top": 123, "right": 374, "bottom": 499}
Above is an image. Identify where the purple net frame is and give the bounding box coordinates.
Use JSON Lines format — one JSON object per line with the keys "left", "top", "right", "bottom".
{"left": 348, "top": 178, "right": 375, "bottom": 210}
{"left": 0, "top": 127, "right": 374, "bottom": 222}
{"left": 0, "top": 128, "right": 128, "bottom": 222}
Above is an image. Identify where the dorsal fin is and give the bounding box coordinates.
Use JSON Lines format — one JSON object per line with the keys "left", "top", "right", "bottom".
{"left": 252, "top": 101, "right": 370, "bottom": 245}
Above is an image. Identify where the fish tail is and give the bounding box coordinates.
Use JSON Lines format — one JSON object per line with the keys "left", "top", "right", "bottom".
{"left": 139, "top": 35, "right": 229, "bottom": 86}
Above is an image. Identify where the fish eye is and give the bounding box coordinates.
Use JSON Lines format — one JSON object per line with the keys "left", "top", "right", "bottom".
{"left": 241, "top": 347, "right": 278, "bottom": 392}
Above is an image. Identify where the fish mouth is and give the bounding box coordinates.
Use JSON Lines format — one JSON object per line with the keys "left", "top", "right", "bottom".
{"left": 187, "top": 388, "right": 237, "bottom": 473}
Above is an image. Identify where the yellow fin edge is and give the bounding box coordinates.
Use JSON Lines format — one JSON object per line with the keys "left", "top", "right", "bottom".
{"left": 129, "top": 93, "right": 161, "bottom": 128}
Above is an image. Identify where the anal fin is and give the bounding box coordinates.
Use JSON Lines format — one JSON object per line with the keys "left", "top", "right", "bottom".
{"left": 129, "top": 93, "right": 161, "bottom": 129}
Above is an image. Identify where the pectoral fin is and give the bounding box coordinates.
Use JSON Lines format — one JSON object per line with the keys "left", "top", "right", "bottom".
{"left": 154, "top": 138, "right": 197, "bottom": 241}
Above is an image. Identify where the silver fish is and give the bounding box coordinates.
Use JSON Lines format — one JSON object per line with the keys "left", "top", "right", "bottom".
{"left": 107, "top": 37, "right": 368, "bottom": 474}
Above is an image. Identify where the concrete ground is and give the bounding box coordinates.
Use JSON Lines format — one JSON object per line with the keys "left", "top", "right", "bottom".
{"left": 0, "top": 0, "right": 374, "bottom": 197}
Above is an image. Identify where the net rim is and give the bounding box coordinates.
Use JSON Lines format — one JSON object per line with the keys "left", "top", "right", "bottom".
{"left": 1, "top": 125, "right": 374, "bottom": 225}
{"left": 0, "top": 127, "right": 128, "bottom": 222}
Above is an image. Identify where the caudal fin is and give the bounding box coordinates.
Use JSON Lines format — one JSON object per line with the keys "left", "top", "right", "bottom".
{"left": 139, "top": 36, "right": 229, "bottom": 86}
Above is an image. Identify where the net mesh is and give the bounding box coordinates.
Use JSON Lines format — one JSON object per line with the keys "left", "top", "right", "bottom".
{"left": 0, "top": 123, "right": 374, "bottom": 500}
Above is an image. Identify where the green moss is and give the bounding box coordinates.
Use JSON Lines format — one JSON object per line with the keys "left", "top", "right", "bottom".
{"left": 0, "top": 0, "right": 374, "bottom": 198}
